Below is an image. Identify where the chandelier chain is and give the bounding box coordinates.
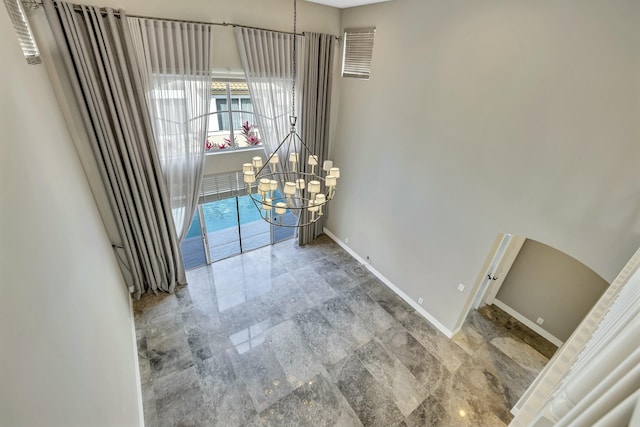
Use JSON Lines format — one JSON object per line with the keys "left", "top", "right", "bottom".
{"left": 291, "top": 0, "right": 297, "bottom": 119}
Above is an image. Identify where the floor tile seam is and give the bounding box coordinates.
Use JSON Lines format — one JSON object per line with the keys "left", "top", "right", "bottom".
{"left": 224, "top": 355, "right": 280, "bottom": 415}
{"left": 194, "top": 361, "right": 252, "bottom": 408}
{"left": 485, "top": 333, "right": 549, "bottom": 366}
{"left": 201, "top": 337, "right": 235, "bottom": 360}
{"left": 259, "top": 369, "right": 334, "bottom": 416}
{"left": 320, "top": 297, "right": 379, "bottom": 344}
{"left": 450, "top": 334, "right": 479, "bottom": 356}
{"left": 288, "top": 314, "right": 337, "bottom": 369}
{"left": 333, "top": 361, "right": 406, "bottom": 427}
{"left": 317, "top": 308, "right": 365, "bottom": 353}
{"left": 264, "top": 382, "right": 355, "bottom": 426}
{"left": 375, "top": 326, "right": 435, "bottom": 372}
{"left": 352, "top": 338, "right": 423, "bottom": 416}
{"left": 134, "top": 308, "right": 181, "bottom": 326}
{"left": 318, "top": 312, "right": 363, "bottom": 348}
{"left": 366, "top": 339, "right": 426, "bottom": 393}
{"left": 464, "top": 320, "right": 501, "bottom": 343}
{"left": 454, "top": 363, "right": 515, "bottom": 409}
{"left": 404, "top": 327, "right": 465, "bottom": 376}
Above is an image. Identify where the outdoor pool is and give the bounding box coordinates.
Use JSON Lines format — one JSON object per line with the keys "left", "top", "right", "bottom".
{"left": 186, "top": 194, "right": 271, "bottom": 238}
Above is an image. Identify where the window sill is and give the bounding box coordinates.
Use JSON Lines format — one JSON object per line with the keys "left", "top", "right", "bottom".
{"left": 206, "top": 146, "right": 265, "bottom": 157}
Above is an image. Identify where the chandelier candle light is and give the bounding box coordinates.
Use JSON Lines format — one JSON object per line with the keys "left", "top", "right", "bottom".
{"left": 241, "top": 0, "right": 340, "bottom": 227}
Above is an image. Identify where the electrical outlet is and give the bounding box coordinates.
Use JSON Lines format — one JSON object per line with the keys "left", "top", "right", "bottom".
{"left": 345, "top": 237, "right": 349, "bottom": 244}
{"left": 536, "top": 317, "right": 544, "bottom": 325}
{"left": 366, "top": 256, "right": 371, "bottom": 264}
{"left": 457, "top": 283, "right": 465, "bottom": 292}
{"left": 418, "top": 297, "right": 424, "bottom": 305}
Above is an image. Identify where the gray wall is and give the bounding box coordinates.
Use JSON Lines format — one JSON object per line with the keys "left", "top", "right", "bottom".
{"left": 0, "top": 7, "right": 142, "bottom": 426}
{"left": 496, "top": 240, "right": 609, "bottom": 341}
{"left": 328, "top": 0, "right": 640, "bottom": 333}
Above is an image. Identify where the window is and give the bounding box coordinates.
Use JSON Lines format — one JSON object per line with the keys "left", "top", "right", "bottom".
{"left": 342, "top": 27, "right": 376, "bottom": 80}
{"left": 206, "top": 80, "right": 262, "bottom": 152}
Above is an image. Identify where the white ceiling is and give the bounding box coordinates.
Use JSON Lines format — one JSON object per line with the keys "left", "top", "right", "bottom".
{"left": 304, "top": 0, "right": 392, "bottom": 9}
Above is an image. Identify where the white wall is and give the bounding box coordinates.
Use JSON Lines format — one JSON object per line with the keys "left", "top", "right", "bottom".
{"left": 328, "top": 0, "right": 640, "bottom": 333}
{"left": 0, "top": 8, "right": 141, "bottom": 427}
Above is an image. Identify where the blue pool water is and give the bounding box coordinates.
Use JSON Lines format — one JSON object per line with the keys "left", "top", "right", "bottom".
{"left": 185, "top": 194, "right": 274, "bottom": 239}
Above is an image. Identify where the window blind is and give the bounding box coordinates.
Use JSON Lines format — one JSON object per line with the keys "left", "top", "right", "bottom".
{"left": 342, "top": 27, "right": 375, "bottom": 79}
{"left": 3, "top": 0, "right": 41, "bottom": 64}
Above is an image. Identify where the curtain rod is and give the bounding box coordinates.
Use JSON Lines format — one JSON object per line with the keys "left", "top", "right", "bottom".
{"left": 23, "top": 0, "right": 340, "bottom": 39}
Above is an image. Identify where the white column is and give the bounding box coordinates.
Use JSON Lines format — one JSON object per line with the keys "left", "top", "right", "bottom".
{"left": 512, "top": 247, "right": 640, "bottom": 426}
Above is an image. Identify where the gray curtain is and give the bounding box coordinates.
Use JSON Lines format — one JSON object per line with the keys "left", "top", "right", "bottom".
{"left": 44, "top": 0, "right": 184, "bottom": 297}
{"left": 298, "top": 33, "right": 335, "bottom": 245}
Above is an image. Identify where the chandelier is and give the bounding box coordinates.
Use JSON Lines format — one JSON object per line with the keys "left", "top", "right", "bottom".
{"left": 242, "top": 0, "right": 340, "bottom": 228}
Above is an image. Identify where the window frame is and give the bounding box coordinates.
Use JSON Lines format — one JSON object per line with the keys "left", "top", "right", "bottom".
{"left": 342, "top": 27, "right": 376, "bottom": 80}
{"left": 206, "top": 78, "right": 263, "bottom": 154}
{"left": 3, "top": 0, "right": 41, "bottom": 65}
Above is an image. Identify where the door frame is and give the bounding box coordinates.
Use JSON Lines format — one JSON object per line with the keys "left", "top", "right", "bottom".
{"left": 478, "top": 234, "right": 526, "bottom": 308}
{"left": 471, "top": 233, "right": 512, "bottom": 310}
{"left": 453, "top": 232, "right": 526, "bottom": 334}
{"left": 197, "top": 204, "right": 212, "bottom": 263}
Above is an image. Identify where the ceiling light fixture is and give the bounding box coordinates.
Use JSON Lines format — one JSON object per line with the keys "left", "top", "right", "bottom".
{"left": 242, "top": 0, "right": 340, "bottom": 228}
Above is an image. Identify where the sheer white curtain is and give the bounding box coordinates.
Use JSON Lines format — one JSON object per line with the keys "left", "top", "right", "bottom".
{"left": 235, "top": 27, "right": 304, "bottom": 180}
{"left": 128, "top": 18, "right": 213, "bottom": 242}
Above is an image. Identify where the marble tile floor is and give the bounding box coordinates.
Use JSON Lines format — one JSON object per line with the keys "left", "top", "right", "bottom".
{"left": 475, "top": 304, "right": 558, "bottom": 359}
{"left": 134, "top": 235, "right": 550, "bottom": 427}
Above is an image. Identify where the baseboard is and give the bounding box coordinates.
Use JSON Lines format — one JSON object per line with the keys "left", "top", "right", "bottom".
{"left": 323, "top": 228, "right": 455, "bottom": 339}
{"left": 129, "top": 295, "right": 145, "bottom": 427}
{"left": 493, "top": 299, "right": 564, "bottom": 347}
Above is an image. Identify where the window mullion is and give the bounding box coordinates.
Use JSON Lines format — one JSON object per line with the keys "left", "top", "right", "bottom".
{"left": 226, "top": 82, "right": 236, "bottom": 148}
{"left": 207, "top": 79, "right": 260, "bottom": 152}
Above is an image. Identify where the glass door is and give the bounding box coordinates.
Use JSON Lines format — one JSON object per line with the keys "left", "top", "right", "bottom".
{"left": 204, "top": 197, "right": 242, "bottom": 263}
{"left": 237, "top": 194, "right": 270, "bottom": 252}
{"left": 182, "top": 179, "right": 297, "bottom": 269}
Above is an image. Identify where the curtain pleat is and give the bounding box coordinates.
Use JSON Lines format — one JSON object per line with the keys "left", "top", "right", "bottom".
{"left": 44, "top": 0, "right": 183, "bottom": 297}
{"left": 127, "top": 18, "right": 213, "bottom": 249}
{"left": 298, "top": 33, "right": 334, "bottom": 245}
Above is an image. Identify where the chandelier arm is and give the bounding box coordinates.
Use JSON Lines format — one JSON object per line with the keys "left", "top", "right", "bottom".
{"left": 254, "top": 131, "right": 294, "bottom": 177}
{"left": 291, "top": 131, "right": 318, "bottom": 164}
